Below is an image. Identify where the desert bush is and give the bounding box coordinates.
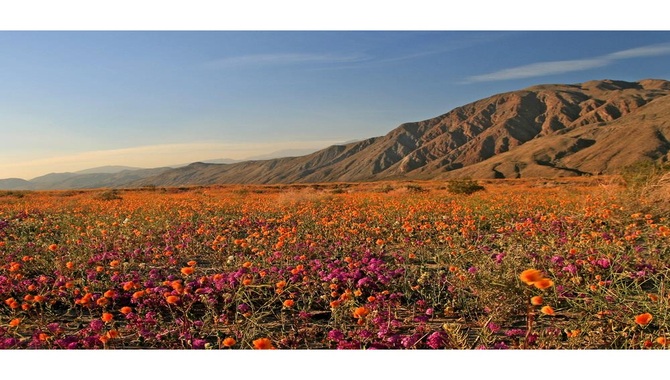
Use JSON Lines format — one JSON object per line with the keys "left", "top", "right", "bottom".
{"left": 96, "top": 189, "right": 122, "bottom": 201}
{"left": 446, "top": 178, "right": 485, "bottom": 195}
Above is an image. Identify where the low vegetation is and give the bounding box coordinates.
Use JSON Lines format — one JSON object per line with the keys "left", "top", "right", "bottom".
{"left": 0, "top": 178, "right": 667, "bottom": 349}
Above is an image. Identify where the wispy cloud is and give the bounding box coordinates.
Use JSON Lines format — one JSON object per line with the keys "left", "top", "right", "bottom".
{"left": 465, "top": 42, "right": 670, "bottom": 83}
{"left": 204, "top": 53, "right": 370, "bottom": 69}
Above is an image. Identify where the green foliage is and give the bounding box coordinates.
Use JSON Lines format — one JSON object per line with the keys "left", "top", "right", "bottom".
{"left": 96, "top": 189, "right": 122, "bottom": 201}
{"left": 620, "top": 160, "right": 670, "bottom": 189}
{"left": 446, "top": 178, "right": 485, "bottom": 195}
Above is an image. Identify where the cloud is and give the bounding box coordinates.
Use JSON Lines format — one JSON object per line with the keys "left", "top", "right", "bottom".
{"left": 0, "top": 140, "right": 341, "bottom": 180}
{"left": 204, "top": 53, "right": 370, "bottom": 69}
{"left": 467, "top": 59, "right": 609, "bottom": 83}
{"left": 465, "top": 42, "right": 670, "bottom": 83}
{"left": 605, "top": 42, "right": 670, "bottom": 59}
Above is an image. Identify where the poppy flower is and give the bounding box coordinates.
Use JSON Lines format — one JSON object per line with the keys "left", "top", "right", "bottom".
{"left": 252, "top": 338, "right": 275, "bottom": 350}
{"left": 166, "top": 295, "right": 180, "bottom": 304}
{"left": 103, "top": 290, "right": 117, "bottom": 298}
{"left": 533, "top": 278, "right": 554, "bottom": 290}
{"left": 101, "top": 312, "right": 114, "bottom": 323}
{"left": 222, "top": 337, "right": 236, "bottom": 347}
{"left": 187, "top": 260, "right": 197, "bottom": 267}
{"left": 282, "top": 299, "right": 295, "bottom": 308}
{"left": 96, "top": 298, "right": 109, "bottom": 307}
{"left": 9, "top": 318, "right": 20, "bottom": 327}
{"left": 635, "top": 313, "right": 653, "bottom": 326}
{"left": 180, "top": 267, "right": 194, "bottom": 276}
{"left": 519, "top": 269, "right": 544, "bottom": 285}
{"left": 120, "top": 306, "right": 132, "bottom": 314}
{"left": 540, "top": 306, "right": 555, "bottom": 316}
{"left": 530, "top": 296, "right": 543, "bottom": 306}
{"left": 48, "top": 244, "right": 58, "bottom": 252}
{"left": 353, "top": 306, "right": 370, "bottom": 319}
{"left": 132, "top": 290, "right": 145, "bottom": 299}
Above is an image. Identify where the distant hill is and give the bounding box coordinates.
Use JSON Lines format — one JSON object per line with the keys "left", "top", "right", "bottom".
{"left": 75, "top": 166, "right": 142, "bottom": 174}
{"left": 130, "top": 79, "right": 670, "bottom": 186}
{"left": 0, "top": 167, "right": 173, "bottom": 190}
{"left": 0, "top": 178, "right": 35, "bottom": 191}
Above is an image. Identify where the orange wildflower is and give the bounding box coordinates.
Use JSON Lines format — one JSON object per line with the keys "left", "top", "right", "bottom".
{"left": 109, "top": 260, "right": 120, "bottom": 268}
{"left": 530, "top": 296, "right": 543, "bottom": 306}
{"left": 242, "top": 278, "right": 253, "bottom": 286}
{"left": 242, "top": 261, "right": 252, "bottom": 268}
{"left": 38, "top": 333, "right": 49, "bottom": 341}
{"left": 106, "top": 330, "right": 120, "bottom": 339}
{"left": 533, "top": 278, "right": 554, "bottom": 290}
{"left": 120, "top": 306, "right": 132, "bottom": 314}
{"left": 96, "top": 298, "right": 109, "bottom": 307}
{"left": 648, "top": 293, "right": 659, "bottom": 302}
{"left": 132, "top": 290, "right": 146, "bottom": 299}
{"left": 166, "top": 295, "right": 180, "bottom": 304}
{"left": 33, "top": 295, "right": 45, "bottom": 303}
{"left": 329, "top": 300, "right": 341, "bottom": 308}
{"left": 180, "top": 267, "right": 194, "bottom": 276}
{"left": 635, "top": 312, "right": 653, "bottom": 326}
{"left": 99, "top": 335, "right": 110, "bottom": 344}
{"left": 101, "top": 312, "right": 114, "bottom": 323}
{"left": 187, "top": 260, "right": 197, "bottom": 267}
{"left": 282, "top": 299, "right": 295, "bottom": 308}
{"left": 566, "top": 329, "right": 581, "bottom": 338}
{"left": 65, "top": 261, "right": 74, "bottom": 269}
{"left": 540, "top": 306, "right": 555, "bottom": 316}
{"left": 519, "top": 269, "right": 543, "bottom": 285}
{"left": 252, "top": 338, "right": 275, "bottom": 350}
{"left": 123, "top": 281, "right": 136, "bottom": 291}
{"left": 48, "top": 244, "right": 58, "bottom": 252}
{"left": 656, "top": 337, "right": 667, "bottom": 346}
{"left": 103, "top": 290, "right": 117, "bottom": 298}
{"left": 353, "top": 306, "right": 370, "bottom": 319}
{"left": 222, "top": 337, "right": 236, "bottom": 347}
{"left": 9, "top": 318, "right": 20, "bottom": 327}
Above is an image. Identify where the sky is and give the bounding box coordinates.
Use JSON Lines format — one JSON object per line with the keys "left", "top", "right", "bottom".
{"left": 1, "top": 4, "right": 670, "bottom": 179}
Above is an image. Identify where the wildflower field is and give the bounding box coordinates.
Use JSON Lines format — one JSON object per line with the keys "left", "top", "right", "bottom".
{"left": 0, "top": 178, "right": 668, "bottom": 349}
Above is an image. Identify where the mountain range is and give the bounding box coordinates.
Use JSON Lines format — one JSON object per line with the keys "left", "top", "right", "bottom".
{"left": 2, "top": 79, "right": 669, "bottom": 190}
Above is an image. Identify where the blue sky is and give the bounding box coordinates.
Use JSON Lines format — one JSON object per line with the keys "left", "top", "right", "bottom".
{"left": 2, "top": 30, "right": 670, "bottom": 179}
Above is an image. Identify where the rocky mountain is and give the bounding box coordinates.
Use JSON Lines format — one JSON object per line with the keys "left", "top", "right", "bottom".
{"left": 130, "top": 79, "right": 670, "bottom": 186}
{"left": 3, "top": 78, "right": 669, "bottom": 190}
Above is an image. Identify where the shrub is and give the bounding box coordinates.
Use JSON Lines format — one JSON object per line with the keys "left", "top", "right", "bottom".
{"left": 446, "top": 178, "right": 485, "bottom": 195}
{"left": 96, "top": 189, "right": 122, "bottom": 201}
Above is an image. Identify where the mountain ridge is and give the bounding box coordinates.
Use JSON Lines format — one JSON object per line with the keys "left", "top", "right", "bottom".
{"left": 3, "top": 79, "right": 669, "bottom": 190}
